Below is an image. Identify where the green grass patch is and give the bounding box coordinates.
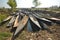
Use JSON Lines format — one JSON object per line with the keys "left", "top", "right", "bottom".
{"left": 0, "top": 32, "right": 11, "bottom": 40}
{"left": 0, "top": 14, "right": 8, "bottom": 22}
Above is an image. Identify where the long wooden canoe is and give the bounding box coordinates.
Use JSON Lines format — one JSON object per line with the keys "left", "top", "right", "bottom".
{"left": 39, "top": 18, "right": 52, "bottom": 23}
{"left": 13, "top": 15, "right": 19, "bottom": 27}
{"left": 27, "top": 19, "right": 33, "bottom": 32}
{"left": 7, "top": 16, "right": 16, "bottom": 27}
{"left": 0, "top": 16, "right": 12, "bottom": 23}
{"left": 39, "top": 21, "right": 48, "bottom": 29}
{"left": 47, "top": 18, "right": 60, "bottom": 21}
{"left": 32, "top": 13, "right": 52, "bottom": 23}
{"left": 36, "top": 17, "right": 53, "bottom": 26}
{"left": 14, "top": 15, "right": 29, "bottom": 36}
{"left": 29, "top": 15, "right": 41, "bottom": 29}
{"left": 38, "top": 21, "right": 52, "bottom": 33}
{"left": 29, "top": 18, "right": 41, "bottom": 32}
{"left": 46, "top": 18, "right": 60, "bottom": 24}
{"left": 3, "top": 16, "right": 12, "bottom": 22}
{"left": 0, "top": 16, "right": 12, "bottom": 26}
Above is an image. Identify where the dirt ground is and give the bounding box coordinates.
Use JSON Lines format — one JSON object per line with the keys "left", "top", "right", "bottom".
{"left": 1, "top": 23, "right": 60, "bottom": 40}
{"left": 0, "top": 10, "right": 60, "bottom": 40}
{"left": 14, "top": 24, "right": 60, "bottom": 40}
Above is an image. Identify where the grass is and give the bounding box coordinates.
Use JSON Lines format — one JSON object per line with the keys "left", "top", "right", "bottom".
{"left": 0, "top": 32, "right": 11, "bottom": 40}
{"left": 0, "top": 13, "right": 11, "bottom": 40}
{"left": 0, "top": 32, "right": 11, "bottom": 37}
{"left": 0, "top": 13, "right": 8, "bottom": 22}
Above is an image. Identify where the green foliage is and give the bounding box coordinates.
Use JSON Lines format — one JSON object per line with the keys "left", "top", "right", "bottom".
{"left": 7, "top": 0, "right": 17, "bottom": 12}
{"left": 33, "top": 0, "right": 41, "bottom": 8}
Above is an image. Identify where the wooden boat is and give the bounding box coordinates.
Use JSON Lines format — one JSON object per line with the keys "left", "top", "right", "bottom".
{"left": 27, "top": 19, "right": 33, "bottom": 32}
{"left": 36, "top": 17, "right": 53, "bottom": 26}
{"left": 38, "top": 21, "right": 48, "bottom": 29}
{"left": 6, "top": 16, "right": 16, "bottom": 27}
{"left": 39, "top": 18, "right": 52, "bottom": 23}
{"left": 14, "top": 15, "right": 29, "bottom": 36}
{"left": 47, "top": 18, "right": 60, "bottom": 21}
{"left": 29, "top": 18, "right": 41, "bottom": 32}
{"left": 0, "top": 16, "right": 12, "bottom": 26}
{"left": 31, "top": 13, "right": 49, "bottom": 29}
{"left": 32, "top": 13, "right": 52, "bottom": 24}
{"left": 46, "top": 18, "right": 60, "bottom": 24}
{"left": 0, "top": 16, "right": 12, "bottom": 23}
{"left": 3, "top": 16, "right": 12, "bottom": 22}
{"left": 29, "top": 15, "right": 41, "bottom": 29}
{"left": 13, "top": 15, "right": 19, "bottom": 27}
{"left": 38, "top": 21, "right": 52, "bottom": 33}
{"left": 32, "top": 12, "right": 52, "bottom": 22}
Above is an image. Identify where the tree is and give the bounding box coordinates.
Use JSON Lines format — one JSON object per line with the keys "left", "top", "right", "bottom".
{"left": 7, "top": 0, "right": 17, "bottom": 12}
{"left": 33, "top": 0, "right": 41, "bottom": 8}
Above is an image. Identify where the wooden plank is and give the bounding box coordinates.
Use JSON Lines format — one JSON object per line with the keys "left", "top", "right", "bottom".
{"left": 14, "top": 15, "right": 29, "bottom": 36}
{"left": 29, "top": 15, "right": 41, "bottom": 29}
